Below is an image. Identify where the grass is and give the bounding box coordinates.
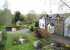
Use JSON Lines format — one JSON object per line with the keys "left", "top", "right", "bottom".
{"left": 5, "top": 32, "right": 54, "bottom": 50}
{"left": 5, "top": 32, "right": 37, "bottom": 50}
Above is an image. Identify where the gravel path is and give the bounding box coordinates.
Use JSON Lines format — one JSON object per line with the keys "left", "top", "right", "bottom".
{"left": 7, "top": 28, "right": 31, "bottom": 34}
{"left": 17, "top": 28, "right": 30, "bottom": 33}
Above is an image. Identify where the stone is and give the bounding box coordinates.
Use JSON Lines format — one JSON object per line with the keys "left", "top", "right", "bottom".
{"left": 33, "top": 40, "right": 42, "bottom": 50}
{"left": 18, "top": 38, "right": 26, "bottom": 44}
{"left": 12, "top": 28, "right": 16, "bottom": 32}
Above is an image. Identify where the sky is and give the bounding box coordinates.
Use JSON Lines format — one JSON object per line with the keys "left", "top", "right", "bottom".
{"left": 0, "top": 0, "right": 70, "bottom": 14}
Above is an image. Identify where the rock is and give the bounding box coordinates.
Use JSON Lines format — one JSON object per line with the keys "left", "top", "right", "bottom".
{"left": 33, "top": 40, "right": 42, "bottom": 49}
{"left": 12, "top": 28, "right": 16, "bottom": 32}
{"left": 18, "top": 38, "right": 26, "bottom": 44}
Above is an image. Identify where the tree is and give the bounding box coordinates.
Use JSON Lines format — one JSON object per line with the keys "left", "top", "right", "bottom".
{"left": 35, "top": 21, "right": 39, "bottom": 27}
{"left": 25, "top": 10, "right": 37, "bottom": 24}
{"left": 14, "top": 11, "right": 21, "bottom": 24}
{"left": 0, "top": 9, "right": 12, "bottom": 26}
{"left": 13, "top": 11, "right": 25, "bottom": 28}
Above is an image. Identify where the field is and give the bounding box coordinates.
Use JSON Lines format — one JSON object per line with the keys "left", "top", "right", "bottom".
{"left": 5, "top": 32, "right": 37, "bottom": 50}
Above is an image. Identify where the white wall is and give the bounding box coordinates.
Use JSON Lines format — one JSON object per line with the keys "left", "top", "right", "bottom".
{"left": 39, "top": 18, "right": 45, "bottom": 29}
{"left": 47, "top": 24, "right": 55, "bottom": 34}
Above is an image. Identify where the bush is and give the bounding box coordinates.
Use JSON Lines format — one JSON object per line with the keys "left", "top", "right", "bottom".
{"left": 35, "top": 21, "right": 39, "bottom": 27}
{"left": 0, "top": 29, "right": 7, "bottom": 50}
{"left": 0, "top": 25, "right": 5, "bottom": 31}
{"left": 30, "top": 26, "right": 34, "bottom": 32}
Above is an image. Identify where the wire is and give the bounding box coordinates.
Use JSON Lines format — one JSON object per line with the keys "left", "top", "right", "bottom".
{"left": 60, "top": 0, "right": 70, "bottom": 8}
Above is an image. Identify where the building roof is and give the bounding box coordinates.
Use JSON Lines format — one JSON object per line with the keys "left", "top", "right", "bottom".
{"left": 39, "top": 13, "right": 70, "bottom": 20}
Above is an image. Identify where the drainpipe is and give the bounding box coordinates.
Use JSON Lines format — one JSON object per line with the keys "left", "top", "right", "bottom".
{"left": 63, "top": 17, "right": 65, "bottom": 37}
{"left": 45, "top": 15, "right": 48, "bottom": 29}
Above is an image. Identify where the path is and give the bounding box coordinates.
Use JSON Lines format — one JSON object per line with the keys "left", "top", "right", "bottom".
{"left": 51, "top": 34, "right": 70, "bottom": 45}
{"left": 17, "top": 28, "right": 30, "bottom": 33}
{"left": 7, "top": 28, "right": 31, "bottom": 34}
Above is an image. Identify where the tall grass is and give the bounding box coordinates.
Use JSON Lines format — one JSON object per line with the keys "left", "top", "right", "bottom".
{"left": 6, "top": 32, "right": 36, "bottom": 50}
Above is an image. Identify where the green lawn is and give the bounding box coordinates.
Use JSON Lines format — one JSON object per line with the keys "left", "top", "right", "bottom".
{"left": 6, "top": 32, "right": 36, "bottom": 50}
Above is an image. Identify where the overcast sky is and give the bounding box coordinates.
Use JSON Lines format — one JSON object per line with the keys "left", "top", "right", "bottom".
{"left": 0, "top": 0, "right": 70, "bottom": 14}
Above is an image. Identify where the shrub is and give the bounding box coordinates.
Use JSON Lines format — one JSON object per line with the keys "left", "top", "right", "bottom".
{"left": 30, "top": 26, "right": 34, "bottom": 32}
{"left": 0, "top": 29, "right": 7, "bottom": 50}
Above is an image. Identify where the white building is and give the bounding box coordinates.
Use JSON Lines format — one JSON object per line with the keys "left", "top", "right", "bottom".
{"left": 39, "top": 16, "right": 45, "bottom": 29}
{"left": 47, "top": 23, "right": 55, "bottom": 34}
{"left": 39, "top": 15, "right": 55, "bottom": 34}
{"left": 39, "top": 13, "right": 70, "bottom": 37}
